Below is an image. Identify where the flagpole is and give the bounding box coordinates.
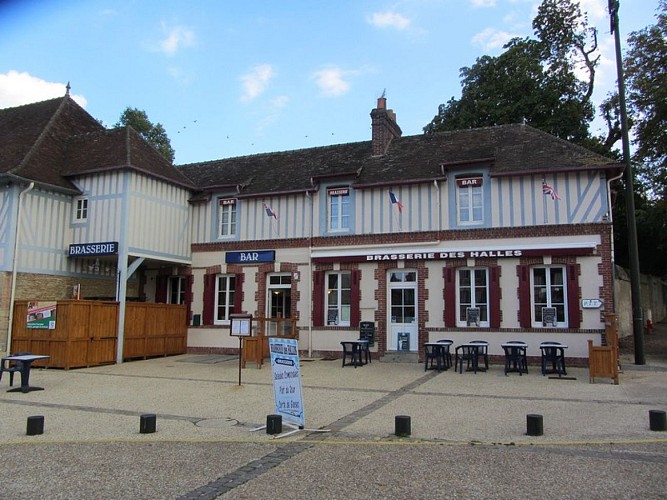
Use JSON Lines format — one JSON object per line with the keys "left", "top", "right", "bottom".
{"left": 542, "top": 179, "right": 548, "bottom": 224}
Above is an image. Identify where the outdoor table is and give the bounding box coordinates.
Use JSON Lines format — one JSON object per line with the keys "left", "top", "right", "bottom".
{"left": 540, "top": 342, "right": 568, "bottom": 376}
{"left": 501, "top": 342, "right": 528, "bottom": 376}
{"left": 341, "top": 340, "right": 368, "bottom": 367}
{"left": 424, "top": 342, "right": 447, "bottom": 372}
{"left": 455, "top": 343, "right": 485, "bottom": 374}
{"left": 3, "top": 354, "right": 50, "bottom": 393}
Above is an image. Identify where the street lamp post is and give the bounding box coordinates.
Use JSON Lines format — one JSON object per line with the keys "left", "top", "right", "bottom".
{"left": 609, "top": 0, "right": 645, "bottom": 364}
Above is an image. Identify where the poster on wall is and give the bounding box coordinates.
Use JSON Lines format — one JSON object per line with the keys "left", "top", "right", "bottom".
{"left": 26, "top": 301, "right": 57, "bottom": 329}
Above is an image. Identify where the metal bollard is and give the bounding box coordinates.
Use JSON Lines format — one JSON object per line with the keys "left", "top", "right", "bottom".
{"left": 27, "top": 415, "right": 44, "bottom": 436}
{"left": 266, "top": 414, "right": 282, "bottom": 435}
{"left": 395, "top": 415, "right": 411, "bottom": 437}
{"left": 140, "top": 414, "right": 157, "bottom": 434}
{"left": 649, "top": 410, "right": 666, "bottom": 431}
{"left": 526, "top": 414, "right": 543, "bottom": 436}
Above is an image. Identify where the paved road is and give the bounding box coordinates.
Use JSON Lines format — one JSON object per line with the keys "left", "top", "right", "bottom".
{"left": 0, "top": 334, "right": 665, "bottom": 499}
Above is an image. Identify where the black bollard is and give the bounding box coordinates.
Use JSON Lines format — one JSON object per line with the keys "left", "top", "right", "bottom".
{"left": 395, "top": 415, "right": 411, "bottom": 437}
{"left": 526, "top": 414, "right": 543, "bottom": 436}
{"left": 26, "top": 415, "right": 44, "bottom": 436}
{"left": 140, "top": 414, "right": 157, "bottom": 434}
{"left": 266, "top": 414, "right": 282, "bottom": 435}
{"left": 649, "top": 410, "right": 666, "bottom": 431}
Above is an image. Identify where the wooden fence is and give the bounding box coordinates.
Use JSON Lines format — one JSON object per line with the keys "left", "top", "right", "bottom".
{"left": 242, "top": 317, "right": 298, "bottom": 368}
{"left": 11, "top": 300, "right": 187, "bottom": 369}
{"left": 588, "top": 314, "right": 620, "bottom": 384}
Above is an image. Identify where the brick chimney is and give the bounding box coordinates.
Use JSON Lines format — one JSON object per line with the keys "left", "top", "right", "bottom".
{"left": 370, "top": 97, "right": 402, "bottom": 156}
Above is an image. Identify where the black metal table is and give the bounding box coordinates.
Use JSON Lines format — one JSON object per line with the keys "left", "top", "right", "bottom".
{"left": 501, "top": 342, "right": 528, "bottom": 376}
{"left": 3, "top": 354, "right": 50, "bottom": 393}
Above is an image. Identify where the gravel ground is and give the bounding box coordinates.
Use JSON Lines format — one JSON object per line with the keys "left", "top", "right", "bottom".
{"left": 0, "top": 324, "right": 665, "bottom": 499}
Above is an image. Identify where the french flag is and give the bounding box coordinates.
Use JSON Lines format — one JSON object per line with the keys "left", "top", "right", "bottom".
{"left": 263, "top": 202, "right": 278, "bottom": 220}
{"left": 389, "top": 191, "right": 403, "bottom": 213}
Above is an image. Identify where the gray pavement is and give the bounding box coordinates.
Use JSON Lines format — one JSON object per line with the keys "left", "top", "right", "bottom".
{"left": 0, "top": 348, "right": 665, "bottom": 499}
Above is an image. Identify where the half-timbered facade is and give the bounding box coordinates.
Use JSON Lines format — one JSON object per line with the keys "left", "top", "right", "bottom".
{"left": 182, "top": 97, "right": 623, "bottom": 361}
{"left": 1, "top": 94, "right": 623, "bottom": 362}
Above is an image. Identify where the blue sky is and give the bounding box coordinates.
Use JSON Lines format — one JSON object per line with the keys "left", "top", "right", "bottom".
{"left": 0, "top": 0, "right": 660, "bottom": 165}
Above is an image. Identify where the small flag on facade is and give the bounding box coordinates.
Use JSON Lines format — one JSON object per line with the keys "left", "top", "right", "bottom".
{"left": 389, "top": 191, "right": 403, "bottom": 213}
{"left": 542, "top": 180, "right": 560, "bottom": 200}
{"left": 263, "top": 202, "right": 278, "bottom": 219}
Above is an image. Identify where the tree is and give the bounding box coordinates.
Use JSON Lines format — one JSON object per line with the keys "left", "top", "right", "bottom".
{"left": 115, "top": 107, "right": 175, "bottom": 164}
{"left": 424, "top": 0, "right": 598, "bottom": 146}
{"left": 624, "top": 0, "right": 667, "bottom": 200}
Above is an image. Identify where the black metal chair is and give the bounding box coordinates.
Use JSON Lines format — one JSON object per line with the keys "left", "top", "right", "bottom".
{"left": 540, "top": 342, "right": 567, "bottom": 376}
{"left": 455, "top": 345, "right": 479, "bottom": 374}
{"left": 341, "top": 342, "right": 363, "bottom": 368}
{"left": 436, "top": 340, "right": 453, "bottom": 369}
{"left": 469, "top": 340, "right": 489, "bottom": 371}
{"left": 357, "top": 339, "right": 371, "bottom": 364}
{"left": 0, "top": 352, "right": 31, "bottom": 387}
{"left": 502, "top": 343, "right": 528, "bottom": 376}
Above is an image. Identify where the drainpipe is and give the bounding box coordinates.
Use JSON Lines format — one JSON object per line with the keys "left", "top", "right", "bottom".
{"left": 306, "top": 190, "right": 313, "bottom": 358}
{"left": 6, "top": 182, "right": 35, "bottom": 354}
{"left": 606, "top": 170, "right": 624, "bottom": 312}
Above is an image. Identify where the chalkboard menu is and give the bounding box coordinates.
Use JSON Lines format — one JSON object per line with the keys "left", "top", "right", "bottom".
{"left": 466, "top": 307, "right": 480, "bottom": 326}
{"left": 542, "top": 307, "right": 557, "bottom": 327}
{"left": 359, "top": 321, "right": 375, "bottom": 346}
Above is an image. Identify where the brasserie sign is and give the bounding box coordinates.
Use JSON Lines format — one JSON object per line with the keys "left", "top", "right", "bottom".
{"left": 68, "top": 241, "right": 118, "bottom": 256}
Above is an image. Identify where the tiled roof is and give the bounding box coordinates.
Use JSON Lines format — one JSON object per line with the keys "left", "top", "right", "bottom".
{"left": 178, "top": 123, "right": 620, "bottom": 197}
{"left": 3, "top": 96, "right": 620, "bottom": 197}
{"left": 63, "top": 127, "right": 195, "bottom": 189}
{"left": 0, "top": 96, "right": 103, "bottom": 190}
{"left": 0, "top": 96, "right": 195, "bottom": 191}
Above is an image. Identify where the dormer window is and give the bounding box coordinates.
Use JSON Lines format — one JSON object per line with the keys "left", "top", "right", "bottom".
{"left": 328, "top": 187, "right": 350, "bottom": 232}
{"left": 218, "top": 197, "right": 237, "bottom": 238}
{"left": 456, "top": 176, "right": 483, "bottom": 225}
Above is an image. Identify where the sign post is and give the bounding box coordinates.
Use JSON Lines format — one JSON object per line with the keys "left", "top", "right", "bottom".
{"left": 229, "top": 313, "right": 252, "bottom": 386}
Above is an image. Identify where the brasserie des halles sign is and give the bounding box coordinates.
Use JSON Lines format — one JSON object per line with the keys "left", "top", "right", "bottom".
{"left": 313, "top": 245, "right": 594, "bottom": 263}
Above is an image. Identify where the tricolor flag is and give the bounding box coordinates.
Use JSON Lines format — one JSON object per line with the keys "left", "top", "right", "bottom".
{"left": 263, "top": 202, "right": 278, "bottom": 220}
{"left": 389, "top": 191, "right": 403, "bottom": 213}
{"left": 542, "top": 180, "right": 560, "bottom": 201}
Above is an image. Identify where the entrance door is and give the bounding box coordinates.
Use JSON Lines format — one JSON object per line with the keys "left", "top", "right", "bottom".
{"left": 388, "top": 270, "right": 418, "bottom": 352}
{"left": 267, "top": 274, "right": 291, "bottom": 336}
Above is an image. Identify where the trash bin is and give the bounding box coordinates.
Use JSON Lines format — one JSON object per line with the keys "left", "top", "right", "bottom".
{"left": 397, "top": 332, "right": 410, "bottom": 351}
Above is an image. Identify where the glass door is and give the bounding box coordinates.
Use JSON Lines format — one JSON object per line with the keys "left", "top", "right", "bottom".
{"left": 267, "top": 274, "right": 291, "bottom": 335}
{"left": 388, "top": 270, "right": 417, "bottom": 352}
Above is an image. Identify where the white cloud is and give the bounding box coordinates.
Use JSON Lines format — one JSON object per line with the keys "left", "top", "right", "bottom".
{"left": 0, "top": 71, "right": 87, "bottom": 109}
{"left": 240, "top": 64, "right": 274, "bottom": 102}
{"left": 471, "top": 27, "right": 516, "bottom": 51}
{"left": 167, "top": 66, "right": 193, "bottom": 85}
{"left": 312, "top": 67, "right": 351, "bottom": 97}
{"left": 577, "top": 0, "right": 608, "bottom": 21}
{"left": 256, "top": 95, "right": 290, "bottom": 132}
{"left": 157, "top": 23, "right": 196, "bottom": 56}
{"left": 470, "top": 0, "right": 497, "bottom": 7}
{"left": 368, "top": 11, "right": 412, "bottom": 30}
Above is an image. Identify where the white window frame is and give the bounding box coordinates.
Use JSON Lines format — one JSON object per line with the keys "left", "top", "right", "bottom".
{"left": 530, "top": 266, "right": 568, "bottom": 328}
{"left": 214, "top": 274, "right": 236, "bottom": 324}
{"left": 457, "top": 181, "right": 483, "bottom": 225}
{"left": 74, "top": 197, "right": 88, "bottom": 223}
{"left": 327, "top": 187, "right": 350, "bottom": 232}
{"left": 168, "top": 276, "right": 185, "bottom": 305}
{"left": 218, "top": 198, "right": 237, "bottom": 238}
{"left": 456, "top": 267, "right": 489, "bottom": 327}
{"left": 326, "top": 271, "right": 351, "bottom": 326}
